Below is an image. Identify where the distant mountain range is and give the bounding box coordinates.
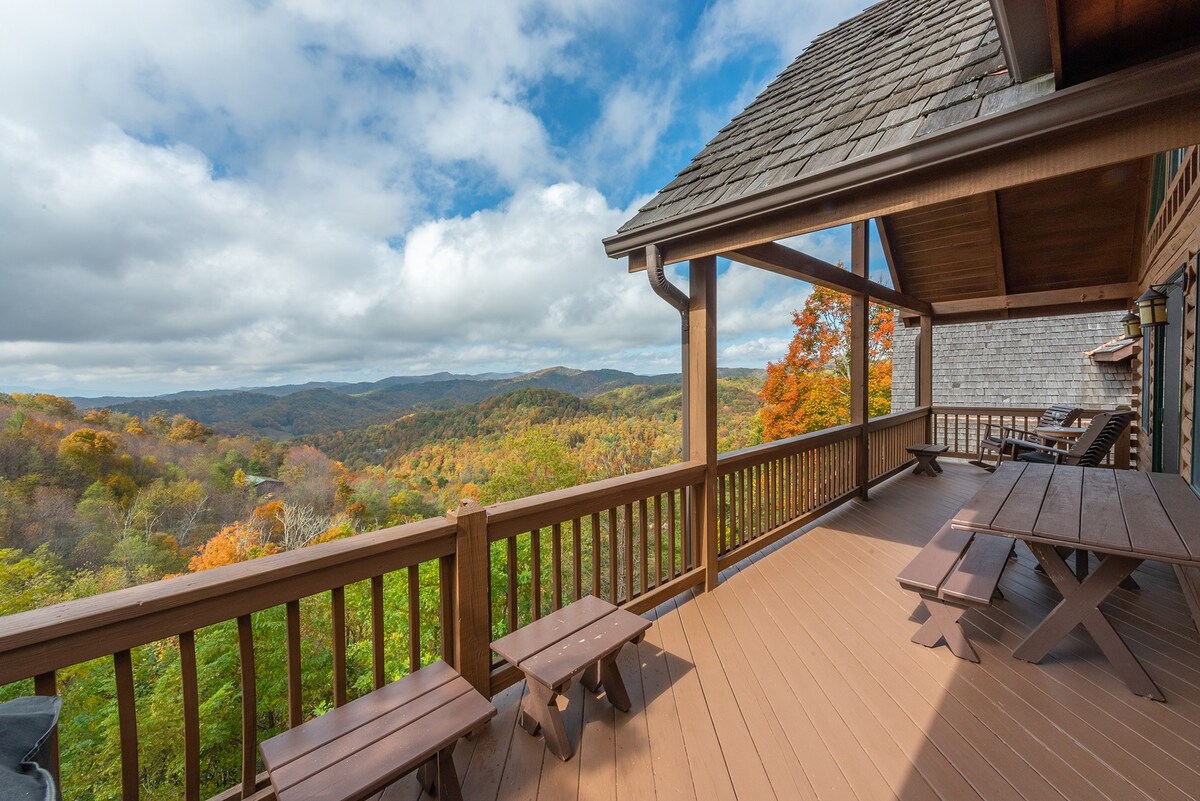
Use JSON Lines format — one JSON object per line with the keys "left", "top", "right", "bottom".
{"left": 73, "top": 367, "right": 764, "bottom": 439}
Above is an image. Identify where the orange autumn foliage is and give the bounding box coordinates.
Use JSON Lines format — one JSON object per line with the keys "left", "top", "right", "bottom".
{"left": 760, "top": 286, "right": 893, "bottom": 439}
{"left": 188, "top": 522, "right": 280, "bottom": 572}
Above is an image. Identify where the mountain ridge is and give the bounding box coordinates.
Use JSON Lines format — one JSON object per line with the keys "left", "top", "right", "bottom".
{"left": 85, "top": 367, "right": 764, "bottom": 439}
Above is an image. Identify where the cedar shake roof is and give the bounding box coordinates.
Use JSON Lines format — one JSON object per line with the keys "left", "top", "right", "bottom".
{"left": 617, "top": 0, "right": 1053, "bottom": 235}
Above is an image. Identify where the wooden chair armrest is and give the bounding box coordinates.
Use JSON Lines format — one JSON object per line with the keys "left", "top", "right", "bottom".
{"left": 1004, "top": 438, "right": 1068, "bottom": 458}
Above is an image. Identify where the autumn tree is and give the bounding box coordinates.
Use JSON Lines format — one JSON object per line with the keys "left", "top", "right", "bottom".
{"left": 188, "top": 522, "right": 280, "bottom": 571}
{"left": 760, "top": 287, "right": 893, "bottom": 439}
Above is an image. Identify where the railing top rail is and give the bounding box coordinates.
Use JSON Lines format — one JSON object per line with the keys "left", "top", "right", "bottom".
{"left": 931, "top": 405, "right": 1113, "bottom": 417}
{"left": 0, "top": 517, "right": 455, "bottom": 684}
{"left": 866, "top": 406, "right": 930, "bottom": 431}
{"left": 717, "top": 422, "right": 861, "bottom": 472}
{"left": 486, "top": 460, "right": 705, "bottom": 541}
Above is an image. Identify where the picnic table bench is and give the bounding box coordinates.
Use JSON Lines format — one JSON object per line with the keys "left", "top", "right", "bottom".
{"left": 259, "top": 660, "right": 495, "bottom": 801}
{"left": 492, "top": 595, "right": 651, "bottom": 760}
{"left": 897, "top": 521, "right": 1012, "bottom": 662}
{"left": 906, "top": 443, "right": 949, "bottom": 476}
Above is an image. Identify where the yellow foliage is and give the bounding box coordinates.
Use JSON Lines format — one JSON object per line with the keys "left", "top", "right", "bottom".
{"left": 188, "top": 523, "right": 280, "bottom": 572}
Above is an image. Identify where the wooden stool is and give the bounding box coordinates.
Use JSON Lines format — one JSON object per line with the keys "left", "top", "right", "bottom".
{"left": 906, "top": 443, "right": 949, "bottom": 477}
{"left": 259, "top": 661, "right": 495, "bottom": 801}
{"left": 492, "top": 595, "right": 651, "bottom": 760}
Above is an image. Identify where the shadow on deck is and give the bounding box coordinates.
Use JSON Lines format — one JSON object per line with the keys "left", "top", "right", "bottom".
{"left": 381, "top": 461, "right": 1200, "bottom": 801}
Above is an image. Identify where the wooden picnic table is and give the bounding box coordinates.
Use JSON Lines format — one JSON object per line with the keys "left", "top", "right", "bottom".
{"left": 950, "top": 461, "right": 1200, "bottom": 701}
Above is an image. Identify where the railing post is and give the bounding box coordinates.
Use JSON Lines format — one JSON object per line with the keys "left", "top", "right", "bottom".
{"left": 447, "top": 499, "right": 491, "bottom": 697}
{"left": 688, "top": 256, "right": 719, "bottom": 591}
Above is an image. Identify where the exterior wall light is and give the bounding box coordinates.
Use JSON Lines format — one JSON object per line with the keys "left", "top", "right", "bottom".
{"left": 1135, "top": 287, "right": 1170, "bottom": 328}
{"left": 1120, "top": 311, "right": 1142, "bottom": 340}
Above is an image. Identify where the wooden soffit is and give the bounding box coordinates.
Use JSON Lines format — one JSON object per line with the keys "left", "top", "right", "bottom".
{"left": 610, "top": 45, "right": 1200, "bottom": 270}
{"left": 883, "top": 158, "right": 1148, "bottom": 323}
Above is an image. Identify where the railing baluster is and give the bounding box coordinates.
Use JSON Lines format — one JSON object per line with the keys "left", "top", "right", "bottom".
{"left": 506, "top": 537, "right": 518, "bottom": 633}
{"left": 33, "top": 671, "right": 60, "bottom": 789}
{"left": 667, "top": 494, "right": 677, "bottom": 580}
{"left": 331, "top": 587, "right": 347, "bottom": 707}
{"left": 638, "top": 499, "right": 649, "bottom": 596}
{"left": 530, "top": 529, "right": 542, "bottom": 620}
{"left": 654, "top": 494, "right": 664, "bottom": 587}
{"left": 717, "top": 474, "right": 727, "bottom": 554}
{"left": 113, "top": 649, "right": 139, "bottom": 801}
{"left": 286, "top": 600, "right": 301, "bottom": 726}
{"left": 628, "top": 501, "right": 638, "bottom": 599}
{"left": 572, "top": 518, "right": 583, "bottom": 601}
{"left": 551, "top": 522, "right": 563, "bottom": 611}
{"left": 408, "top": 565, "right": 421, "bottom": 672}
{"left": 439, "top": 554, "right": 455, "bottom": 666}
{"left": 607, "top": 508, "right": 618, "bottom": 602}
{"left": 371, "top": 576, "right": 385, "bottom": 690}
{"left": 590, "top": 512, "right": 601, "bottom": 598}
{"left": 179, "top": 633, "right": 200, "bottom": 801}
{"left": 236, "top": 615, "right": 256, "bottom": 799}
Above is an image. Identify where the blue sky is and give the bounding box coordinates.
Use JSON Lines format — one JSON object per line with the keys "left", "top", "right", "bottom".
{"left": 0, "top": 0, "right": 876, "bottom": 396}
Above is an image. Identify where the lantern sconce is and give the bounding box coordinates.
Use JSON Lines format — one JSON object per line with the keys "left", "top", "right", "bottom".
{"left": 1120, "top": 311, "right": 1142, "bottom": 340}
{"left": 1135, "top": 284, "right": 1176, "bottom": 329}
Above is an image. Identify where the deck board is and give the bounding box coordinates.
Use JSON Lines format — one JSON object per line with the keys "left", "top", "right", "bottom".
{"left": 391, "top": 461, "right": 1200, "bottom": 800}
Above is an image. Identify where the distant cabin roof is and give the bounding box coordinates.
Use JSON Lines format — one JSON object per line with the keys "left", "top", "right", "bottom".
{"left": 615, "top": 0, "right": 1052, "bottom": 238}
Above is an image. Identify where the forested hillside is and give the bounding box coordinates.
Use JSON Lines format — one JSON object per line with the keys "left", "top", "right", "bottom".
{"left": 0, "top": 373, "right": 764, "bottom": 611}
{"left": 0, "top": 376, "right": 764, "bottom": 800}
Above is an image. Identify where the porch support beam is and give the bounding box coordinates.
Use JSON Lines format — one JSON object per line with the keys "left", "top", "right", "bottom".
{"left": 687, "top": 256, "right": 719, "bottom": 591}
{"left": 918, "top": 315, "right": 934, "bottom": 440}
{"left": 723, "top": 242, "right": 932, "bottom": 315}
{"left": 929, "top": 282, "right": 1137, "bottom": 317}
{"left": 850, "top": 221, "right": 870, "bottom": 500}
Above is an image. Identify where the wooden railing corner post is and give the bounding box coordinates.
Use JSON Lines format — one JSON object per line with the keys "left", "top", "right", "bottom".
{"left": 447, "top": 499, "right": 491, "bottom": 697}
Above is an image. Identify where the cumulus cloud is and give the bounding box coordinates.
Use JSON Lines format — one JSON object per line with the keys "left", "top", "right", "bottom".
{"left": 0, "top": 0, "right": 851, "bottom": 395}
{"left": 691, "top": 0, "right": 872, "bottom": 71}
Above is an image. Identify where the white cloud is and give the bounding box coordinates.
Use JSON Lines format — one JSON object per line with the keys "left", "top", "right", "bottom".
{"left": 0, "top": 0, "right": 855, "bottom": 394}
{"left": 691, "top": 0, "right": 873, "bottom": 71}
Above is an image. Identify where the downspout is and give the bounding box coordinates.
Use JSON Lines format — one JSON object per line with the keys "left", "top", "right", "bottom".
{"left": 645, "top": 245, "right": 690, "bottom": 460}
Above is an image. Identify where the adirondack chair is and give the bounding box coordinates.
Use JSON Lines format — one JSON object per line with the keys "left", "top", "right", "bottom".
{"left": 971, "top": 404, "right": 1081, "bottom": 471}
{"left": 1008, "top": 409, "right": 1135, "bottom": 467}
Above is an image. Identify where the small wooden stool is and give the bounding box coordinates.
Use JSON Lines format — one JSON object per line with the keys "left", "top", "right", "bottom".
{"left": 259, "top": 661, "right": 495, "bottom": 801}
{"left": 492, "top": 595, "right": 651, "bottom": 760}
{"left": 906, "top": 443, "right": 949, "bottom": 477}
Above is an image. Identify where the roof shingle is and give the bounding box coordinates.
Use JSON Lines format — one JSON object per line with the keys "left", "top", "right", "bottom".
{"left": 617, "top": 0, "right": 1054, "bottom": 235}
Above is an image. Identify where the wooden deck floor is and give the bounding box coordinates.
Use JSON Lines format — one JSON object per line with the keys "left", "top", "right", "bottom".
{"left": 382, "top": 461, "right": 1200, "bottom": 801}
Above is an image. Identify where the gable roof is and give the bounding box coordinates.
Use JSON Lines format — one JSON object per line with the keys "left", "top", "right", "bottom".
{"left": 613, "top": 0, "right": 1053, "bottom": 239}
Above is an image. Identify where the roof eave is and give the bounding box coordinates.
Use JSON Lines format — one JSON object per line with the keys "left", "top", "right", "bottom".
{"left": 604, "top": 45, "right": 1200, "bottom": 264}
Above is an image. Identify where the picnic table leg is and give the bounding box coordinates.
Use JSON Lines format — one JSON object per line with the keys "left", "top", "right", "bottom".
{"left": 917, "top": 600, "right": 980, "bottom": 662}
{"left": 1015, "top": 544, "right": 1163, "bottom": 700}
{"left": 417, "top": 745, "right": 463, "bottom": 801}
{"left": 522, "top": 681, "right": 573, "bottom": 760}
{"left": 598, "top": 652, "right": 632, "bottom": 711}
{"left": 581, "top": 661, "right": 601, "bottom": 693}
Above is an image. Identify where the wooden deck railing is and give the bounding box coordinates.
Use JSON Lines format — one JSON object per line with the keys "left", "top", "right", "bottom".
{"left": 0, "top": 411, "right": 934, "bottom": 801}
{"left": 715, "top": 407, "right": 928, "bottom": 570}
{"left": 931, "top": 405, "right": 1135, "bottom": 468}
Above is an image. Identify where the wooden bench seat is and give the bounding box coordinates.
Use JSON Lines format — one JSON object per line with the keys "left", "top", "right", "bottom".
{"left": 491, "top": 595, "right": 651, "bottom": 761}
{"left": 897, "top": 522, "right": 1011, "bottom": 662}
{"left": 259, "top": 660, "right": 495, "bottom": 801}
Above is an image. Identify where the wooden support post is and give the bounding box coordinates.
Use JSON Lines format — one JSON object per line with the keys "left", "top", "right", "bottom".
{"left": 688, "top": 256, "right": 719, "bottom": 590}
{"left": 448, "top": 499, "right": 491, "bottom": 697}
{"left": 919, "top": 313, "right": 934, "bottom": 440}
{"left": 851, "top": 221, "right": 870, "bottom": 499}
